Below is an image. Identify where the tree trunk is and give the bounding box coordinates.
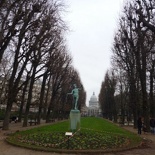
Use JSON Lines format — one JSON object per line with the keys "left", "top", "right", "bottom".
{"left": 149, "top": 69, "right": 155, "bottom": 118}
{"left": 46, "top": 95, "right": 55, "bottom": 123}
{"left": 43, "top": 74, "right": 52, "bottom": 119}
{"left": 2, "top": 98, "right": 14, "bottom": 130}
{"left": 23, "top": 66, "right": 37, "bottom": 127}
{"left": 37, "top": 71, "right": 48, "bottom": 124}
{"left": 18, "top": 73, "right": 30, "bottom": 122}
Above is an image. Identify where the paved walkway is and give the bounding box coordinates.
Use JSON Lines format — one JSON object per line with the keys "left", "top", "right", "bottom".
{"left": 0, "top": 121, "right": 155, "bottom": 155}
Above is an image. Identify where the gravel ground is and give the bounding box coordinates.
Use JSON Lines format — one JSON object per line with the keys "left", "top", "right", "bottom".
{"left": 0, "top": 121, "right": 155, "bottom": 155}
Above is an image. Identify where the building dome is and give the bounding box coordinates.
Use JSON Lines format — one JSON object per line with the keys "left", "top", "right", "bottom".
{"left": 81, "top": 92, "right": 102, "bottom": 117}
{"left": 89, "top": 92, "right": 98, "bottom": 107}
{"left": 90, "top": 92, "right": 97, "bottom": 102}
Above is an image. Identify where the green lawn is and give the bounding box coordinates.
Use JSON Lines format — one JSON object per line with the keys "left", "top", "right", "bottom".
{"left": 81, "top": 117, "right": 129, "bottom": 134}
{"left": 6, "top": 117, "right": 142, "bottom": 153}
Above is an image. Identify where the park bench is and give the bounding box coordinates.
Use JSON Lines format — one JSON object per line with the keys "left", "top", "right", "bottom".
{"left": 28, "top": 120, "right": 37, "bottom": 126}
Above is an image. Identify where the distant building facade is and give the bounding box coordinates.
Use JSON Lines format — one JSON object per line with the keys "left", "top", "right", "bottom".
{"left": 81, "top": 92, "right": 102, "bottom": 117}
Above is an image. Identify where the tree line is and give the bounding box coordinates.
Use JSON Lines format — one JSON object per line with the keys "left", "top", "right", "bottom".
{"left": 99, "top": 0, "right": 155, "bottom": 130}
{"left": 0, "top": 0, "right": 86, "bottom": 130}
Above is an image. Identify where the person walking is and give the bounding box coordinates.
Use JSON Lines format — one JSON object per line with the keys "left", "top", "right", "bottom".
{"left": 137, "top": 117, "right": 142, "bottom": 135}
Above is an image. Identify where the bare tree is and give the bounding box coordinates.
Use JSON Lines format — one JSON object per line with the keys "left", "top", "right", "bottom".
{"left": 111, "top": 0, "right": 155, "bottom": 129}
{"left": 135, "top": 0, "right": 155, "bottom": 118}
{"left": 0, "top": 0, "right": 32, "bottom": 62}
{"left": 3, "top": 0, "right": 49, "bottom": 130}
{"left": 99, "top": 70, "right": 117, "bottom": 121}
{"left": 1, "top": 0, "right": 85, "bottom": 130}
{"left": 46, "top": 47, "right": 72, "bottom": 122}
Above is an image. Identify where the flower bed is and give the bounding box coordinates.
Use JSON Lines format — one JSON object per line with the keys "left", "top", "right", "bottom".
{"left": 8, "top": 128, "right": 131, "bottom": 150}
{"left": 6, "top": 118, "right": 142, "bottom": 153}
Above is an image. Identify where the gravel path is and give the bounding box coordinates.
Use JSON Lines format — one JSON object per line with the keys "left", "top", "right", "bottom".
{"left": 0, "top": 121, "right": 155, "bottom": 155}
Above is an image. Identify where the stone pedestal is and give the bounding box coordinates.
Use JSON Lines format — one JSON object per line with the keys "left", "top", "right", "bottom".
{"left": 70, "top": 109, "right": 80, "bottom": 131}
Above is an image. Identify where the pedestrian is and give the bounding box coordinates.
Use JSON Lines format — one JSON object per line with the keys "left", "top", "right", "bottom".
{"left": 137, "top": 117, "right": 142, "bottom": 135}
{"left": 150, "top": 117, "right": 155, "bottom": 134}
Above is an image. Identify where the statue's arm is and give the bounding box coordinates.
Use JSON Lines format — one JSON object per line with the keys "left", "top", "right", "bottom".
{"left": 67, "top": 93, "right": 72, "bottom": 95}
{"left": 67, "top": 90, "right": 73, "bottom": 95}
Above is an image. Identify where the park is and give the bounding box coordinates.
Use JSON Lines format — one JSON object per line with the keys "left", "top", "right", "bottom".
{"left": 1, "top": 0, "right": 155, "bottom": 154}
{"left": 0, "top": 117, "right": 155, "bottom": 155}
{"left": 1, "top": 117, "right": 145, "bottom": 154}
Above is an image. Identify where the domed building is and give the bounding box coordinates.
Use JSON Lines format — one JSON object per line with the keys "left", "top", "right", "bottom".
{"left": 89, "top": 92, "right": 98, "bottom": 107}
{"left": 81, "top": 92, "right": 102, "bottom": 117}
{"left": 88, "top": 92, "right": 102, "bottom": 116}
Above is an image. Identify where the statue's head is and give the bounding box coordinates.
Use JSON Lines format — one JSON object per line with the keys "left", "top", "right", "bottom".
{"left": 73, "top": 84, "right": 77, "bottom": 88}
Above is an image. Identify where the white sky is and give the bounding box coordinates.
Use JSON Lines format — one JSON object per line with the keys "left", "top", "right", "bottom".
{"left": 64, "top": 0, "right": 124, "bottom": 106}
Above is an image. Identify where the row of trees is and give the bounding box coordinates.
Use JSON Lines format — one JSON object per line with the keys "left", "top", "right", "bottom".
{"left": 0, "top": 0, "right": 86, "bottom": 130}
{"left": 99, "top": 0, "right": 155, "bottom": 129}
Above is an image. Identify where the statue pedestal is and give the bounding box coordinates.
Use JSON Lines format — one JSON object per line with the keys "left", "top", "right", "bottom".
{"left": 70, "top": 109, "right": 80, "bottom": 131}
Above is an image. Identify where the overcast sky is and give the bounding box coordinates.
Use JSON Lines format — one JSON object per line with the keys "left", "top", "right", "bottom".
{"left": 64, "top": 0, "right": 124, "bottom": 106}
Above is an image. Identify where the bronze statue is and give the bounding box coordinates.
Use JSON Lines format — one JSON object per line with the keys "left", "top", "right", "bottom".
{"left": 67, "top": 84, "right": 80, "bottom": 110}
